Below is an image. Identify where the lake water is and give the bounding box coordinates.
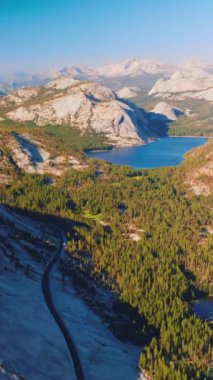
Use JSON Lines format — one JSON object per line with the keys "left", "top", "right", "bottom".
{"left": 87, "top": 137, "right": 208, "bottom": 169}
{"left": 193, "top": 296, "right": 213, "bottom": 322}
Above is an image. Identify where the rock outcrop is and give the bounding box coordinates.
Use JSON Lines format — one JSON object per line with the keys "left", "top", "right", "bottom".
{"left": 6, "top": 78, "right": 154, "bottom": 146}
{"left": 116, "top": 86, "right": 141, "bottom": 99}
{"left": 2, "top": 87, "right": 39, "bottom": 105}
{"left": 183, "top": 139, "right": 213, "bottom": 196}
{"left": 149, "top": 102, "right": 185, "bottom": 121}
{"left": 149, "top": 69, "right": 213, "bottom": 102}
{"left": 7, "top": 133, "right": 87, "bottom": 175}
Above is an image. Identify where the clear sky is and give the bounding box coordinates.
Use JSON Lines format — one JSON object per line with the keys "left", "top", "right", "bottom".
{"left": 0, "top": 0, "right": 212, "bottom": 75}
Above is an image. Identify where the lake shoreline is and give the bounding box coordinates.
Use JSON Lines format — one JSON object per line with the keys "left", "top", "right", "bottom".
{"left": 87, "top": 135, "right": 210, "bottom": 154}
{"left": 169, "top": 135, "right": 212, "bottom": 139}
{"left": 87, "top": 137, "right": 208, "bottom": 169}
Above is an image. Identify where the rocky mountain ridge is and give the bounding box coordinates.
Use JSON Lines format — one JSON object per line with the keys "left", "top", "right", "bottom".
{"left": 149, "top": 68, "right": 213, "bottom": 102}
{"left": 1, "top": 58, "right": 212, "bottom": 96}
{"left": 0, "top": 58, "right": 176, "bottom": 95}
{"left": 2, "top": 78, "right": 154, "bottom": 147}
{"left": 94, "top": 58, "right": 174, "bottom": 78}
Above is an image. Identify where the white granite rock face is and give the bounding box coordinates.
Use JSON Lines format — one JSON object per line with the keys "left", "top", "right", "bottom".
{"left": 149, "top": 69, "right": 213, "bottom": 102}
{"left": 1, "top": 87, "right": 39, "bottom": 105}
{"left": 7, "top": 79, "right": 153, "bottom": 146}
{"left": 117, "top": 87, "right": 141, "bottom": 99}
{"left": 150, "top": 102, "right": 185, "bottom": 121}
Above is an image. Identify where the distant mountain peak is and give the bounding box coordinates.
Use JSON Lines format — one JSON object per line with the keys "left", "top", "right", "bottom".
{"left": 1, "top": 58, "right": 212, "bottom": 96}
{"left": 95, "top": 58, "right": 174, "bottom": 78}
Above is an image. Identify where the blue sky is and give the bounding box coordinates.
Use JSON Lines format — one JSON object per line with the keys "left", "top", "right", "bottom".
{"left": 0, "top": 0, "right": 212, "bottom": 75}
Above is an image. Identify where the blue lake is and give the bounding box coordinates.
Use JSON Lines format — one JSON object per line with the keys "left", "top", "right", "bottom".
{"left": 87, "top": 137, "right": 208, "bottom": 169}
{"left": 193, "top": 297, "right": 213, "bottom": 322}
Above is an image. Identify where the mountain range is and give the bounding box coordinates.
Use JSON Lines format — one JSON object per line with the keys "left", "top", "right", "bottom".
{"left": 1, "top": 58, "right": 212, "bottom": 148}
{"left": 1, "top": 58, "right": 212, "bottom": 97}
{"left": 0, "top": 60, "right": 166, "bottom": 96}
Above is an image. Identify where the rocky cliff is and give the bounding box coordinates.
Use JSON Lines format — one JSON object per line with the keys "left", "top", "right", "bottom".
{"left": 4, "top": 78, "right": 154, "bottom": 146}
{"left": 149, "top": 69, "right": 213, "bottom": 102}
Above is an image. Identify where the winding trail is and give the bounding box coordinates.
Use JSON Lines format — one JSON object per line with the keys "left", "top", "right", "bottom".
{"left": 41, "top": 233, "right": 85, "bottom": 380}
